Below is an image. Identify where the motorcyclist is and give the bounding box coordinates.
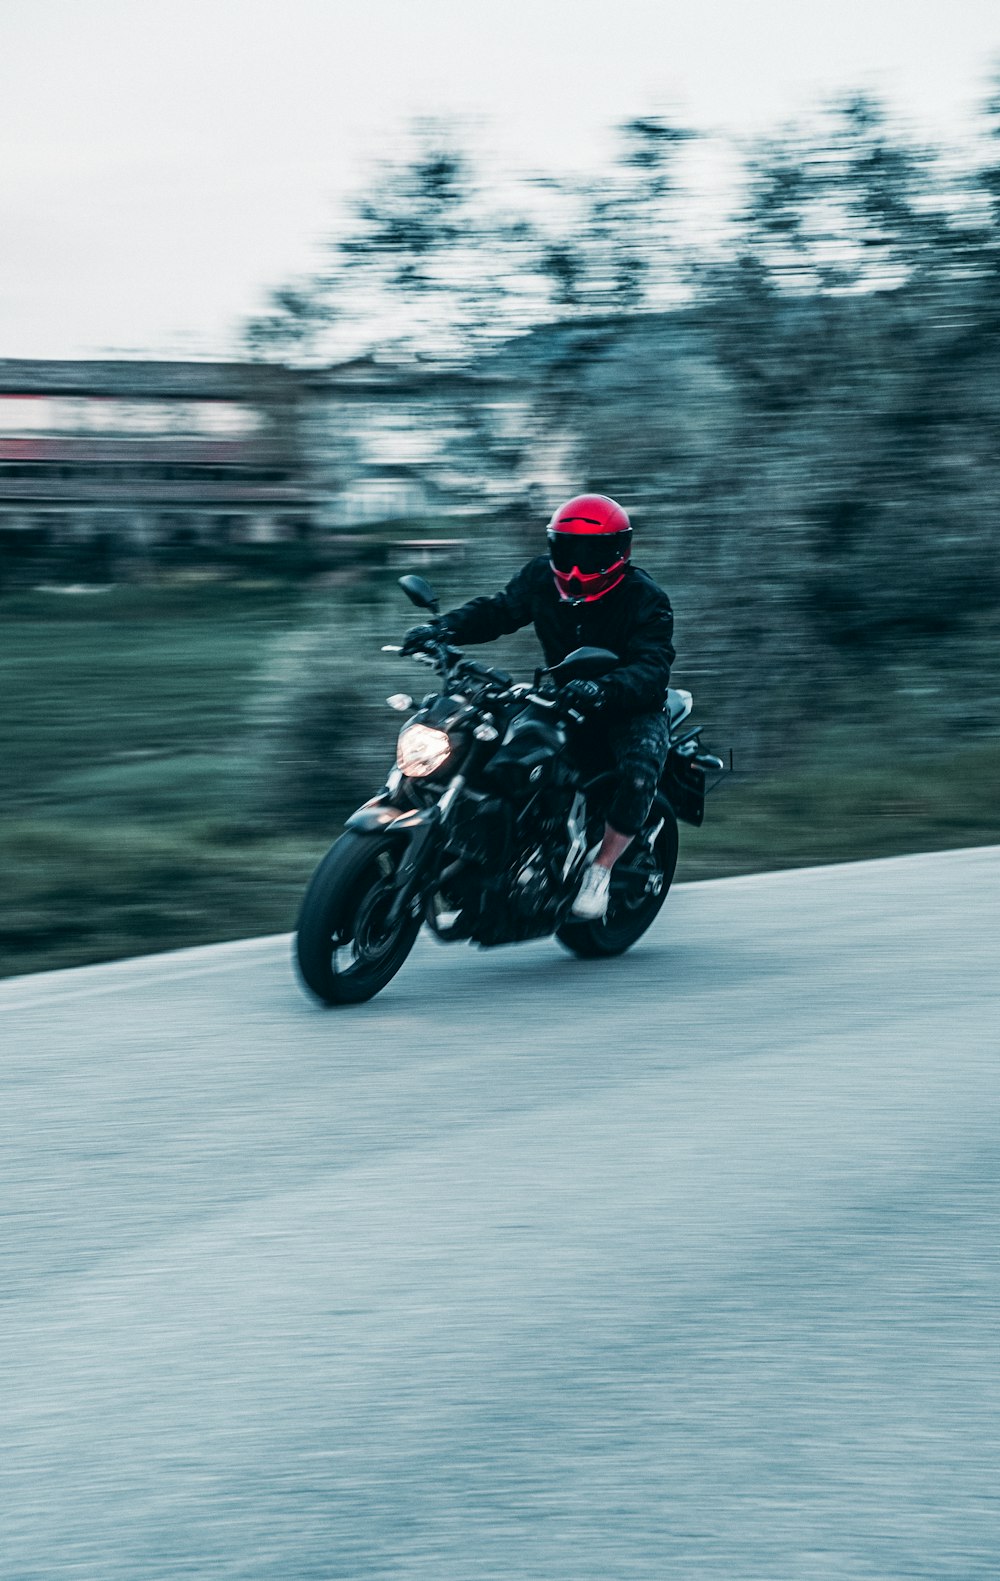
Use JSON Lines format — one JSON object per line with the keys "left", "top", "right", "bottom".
{"left": 402, "top": 494, "right": 676, "bottom": 921}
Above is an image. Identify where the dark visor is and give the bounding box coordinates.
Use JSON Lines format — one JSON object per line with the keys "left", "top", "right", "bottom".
{"left": 548, "top": 529, "right": 631, "bottom": 575}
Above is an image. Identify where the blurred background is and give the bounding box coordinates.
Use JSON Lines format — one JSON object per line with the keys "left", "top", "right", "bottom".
{"left": 3, "top": 0, "right": 1000, "bottom": 976}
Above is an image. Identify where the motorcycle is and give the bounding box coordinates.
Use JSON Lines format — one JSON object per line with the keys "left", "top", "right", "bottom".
{"left": 295, "top": 574, "right": 724, "bottom": 1005}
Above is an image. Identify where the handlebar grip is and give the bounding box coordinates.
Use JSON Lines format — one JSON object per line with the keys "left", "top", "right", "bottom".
{"left": 464, "top": 660, "right": 513, "bottom": 687}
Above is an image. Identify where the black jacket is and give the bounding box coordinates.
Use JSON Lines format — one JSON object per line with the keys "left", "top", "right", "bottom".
{"left": 441, "top": 557, "right": 675, "bottom": 715}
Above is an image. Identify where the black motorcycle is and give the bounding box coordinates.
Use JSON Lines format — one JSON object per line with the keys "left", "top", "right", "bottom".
{"left": 295, "top": 575, "right": 723, "bottom": 1005}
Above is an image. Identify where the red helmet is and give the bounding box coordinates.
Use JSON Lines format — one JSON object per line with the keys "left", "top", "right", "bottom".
{"left": 546, "top": 494, "right": 632, "bottom": 603}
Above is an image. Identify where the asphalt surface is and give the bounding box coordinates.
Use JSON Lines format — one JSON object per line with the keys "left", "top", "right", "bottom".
{"left": 2, "top": 846, "right": 999, "bottom": 1579}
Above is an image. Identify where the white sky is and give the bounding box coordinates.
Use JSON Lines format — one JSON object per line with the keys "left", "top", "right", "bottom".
{"left": 2, "top": 0, "right": 999, "bottom": 361}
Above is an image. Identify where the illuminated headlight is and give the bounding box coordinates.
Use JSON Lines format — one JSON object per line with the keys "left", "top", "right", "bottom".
{"left": 396, "top": 722, "right": 451, "bottom": 778}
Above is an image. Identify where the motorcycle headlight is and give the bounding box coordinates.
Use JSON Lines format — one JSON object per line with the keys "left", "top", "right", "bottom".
{"left": 396, "top": 722, "right": 452, "bottom": 778}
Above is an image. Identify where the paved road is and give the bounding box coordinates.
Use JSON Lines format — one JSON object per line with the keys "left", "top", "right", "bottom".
{"left": 2, "top": 847, "right": 999, "bottom": 1579}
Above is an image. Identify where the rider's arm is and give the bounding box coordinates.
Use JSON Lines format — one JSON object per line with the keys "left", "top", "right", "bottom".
{"left": 438, "top": 558, "right": 540, "bottom": 646}
{"left": 605, "top": 594, "right": 676, "bottom": 714}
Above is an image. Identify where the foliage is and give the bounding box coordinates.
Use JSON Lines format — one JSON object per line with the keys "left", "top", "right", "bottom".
{"left": 241, "top": 96, "right": 1000, "bottom": 771}
{"left": 247, "top": 593, "right": 405, "bottom": 831}
{"left": 243, "top": 115, "right": 698, "bottom": 361}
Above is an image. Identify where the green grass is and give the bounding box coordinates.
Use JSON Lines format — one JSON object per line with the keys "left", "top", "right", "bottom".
{"left": 0, "top": 818, "right": 318, "bottom": 977}
{"left": 676, "top": 740, "right": 1000, "bottom": 882}
{"left": 0, "top": 582, "right": 320, "bottom": 976}
{"left": 0, "top": 582, "right": 301, "bottom": 815}
{"left": 2, "top": 580, "right": 998, "bottom": 978}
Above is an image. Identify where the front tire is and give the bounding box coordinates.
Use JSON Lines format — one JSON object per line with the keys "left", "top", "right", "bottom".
{"left": 556, "top": 810, "right": 679, "bottom": 960}
{"left": 295, "top": 831, "right": 422, "bottom": 1005}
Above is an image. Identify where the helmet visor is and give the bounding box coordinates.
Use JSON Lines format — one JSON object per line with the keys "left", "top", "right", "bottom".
{"left": 548, "top": 529, "right": 631, "bottom": 576}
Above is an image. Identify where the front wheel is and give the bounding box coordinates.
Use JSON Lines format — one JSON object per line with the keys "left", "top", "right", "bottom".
{"left": 556, "top": 810, "right": 679, "bottom": 960}
{"left": 295, "top": 831, "right": 422, "bottom": 1005}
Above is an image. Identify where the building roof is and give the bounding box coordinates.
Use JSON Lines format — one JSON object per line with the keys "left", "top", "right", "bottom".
{"left": 0, "top": 359, "right": 302, "bottom": 401}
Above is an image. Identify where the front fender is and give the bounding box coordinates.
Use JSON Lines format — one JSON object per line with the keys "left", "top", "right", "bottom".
{"left": 345, "top": 798, "right": 441, "bottom": 835}
{"left": 344, "top": 801, "right": 409, "bottom": 833}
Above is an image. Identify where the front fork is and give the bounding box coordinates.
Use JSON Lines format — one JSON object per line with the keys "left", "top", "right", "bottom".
{"left": 383, "top": 773, "right": 466, "bottom": 929}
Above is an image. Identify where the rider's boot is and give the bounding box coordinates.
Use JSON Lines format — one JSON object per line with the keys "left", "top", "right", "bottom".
{"left": 571, "top": 862, "right": 612, "bottom": 920}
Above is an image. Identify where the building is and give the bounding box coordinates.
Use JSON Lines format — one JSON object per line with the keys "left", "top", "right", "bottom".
{"left": 0, "top": 344, "right": 582, "bottom": 577}
{"left": 0, "top": 359, "right": 315, "bottom": 564}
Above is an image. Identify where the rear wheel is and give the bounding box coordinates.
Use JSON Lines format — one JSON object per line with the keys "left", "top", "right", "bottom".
{"left": 556, "top": 810, "right": 679, "bottom": 959}
{"left": 295, "top": 831, "right": 422, "bottom": 1005}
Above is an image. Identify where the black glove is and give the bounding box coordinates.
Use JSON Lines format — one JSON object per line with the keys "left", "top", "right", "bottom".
{"left": 401, "top": 622, "right": 446, "bottom": 656}
{"left": 562, "top": 679, "right": 608, "bottom": 715}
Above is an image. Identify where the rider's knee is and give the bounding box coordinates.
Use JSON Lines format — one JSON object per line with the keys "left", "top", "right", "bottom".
{"left": 608, "top": 766, "right": 657, "bottom": 836}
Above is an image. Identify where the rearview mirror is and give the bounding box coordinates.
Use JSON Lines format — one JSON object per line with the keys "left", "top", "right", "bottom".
{"left": 398, "top": 574, "right": 440, "bottom": 614}
{"left": 545, "top": 646, "right": 620, "bottom": 683}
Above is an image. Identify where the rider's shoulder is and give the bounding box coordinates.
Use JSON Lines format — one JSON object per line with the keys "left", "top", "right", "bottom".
{"left": 510, "top": 555, "right": 553, "bottom": 590}
{"left": 626, "top": 564, "right": 673, "bottom": 611}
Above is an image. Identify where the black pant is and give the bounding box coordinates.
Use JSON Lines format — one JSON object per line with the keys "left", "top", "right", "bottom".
{"left": 573, "top": 711, "right": 672, "bottom": 836}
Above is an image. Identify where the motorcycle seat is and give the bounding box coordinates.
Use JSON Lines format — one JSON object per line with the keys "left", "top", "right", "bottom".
{"left": 666, "top": 688, "right": 693, "bottom": 729}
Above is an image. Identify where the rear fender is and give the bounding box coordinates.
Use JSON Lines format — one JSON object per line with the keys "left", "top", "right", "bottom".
{"left": 657, "top": 755, "right": 706, "bottom": 827}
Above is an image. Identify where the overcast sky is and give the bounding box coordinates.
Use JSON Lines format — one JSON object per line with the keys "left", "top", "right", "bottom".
{"left": 3, "top": 0, "right": 1000, "bottom": 361}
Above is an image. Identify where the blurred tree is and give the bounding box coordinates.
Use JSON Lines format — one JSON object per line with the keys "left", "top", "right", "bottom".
{"left": 978, "top": 74, "right": 1000, "bottom": 279}
{"left": 242, "top": 92, "right": 1000, "bottom": 802}
{"left": 245, "top": 124, "right": 546, "bottom": 363}
{"left": 533, "top": 116, "right": 694, "bottom": 314}
{"left": 740, "top": 94, "right": 949, "bottom": 295}
{"left": 341, "top": 142, "right": 472, "bottom": 290}
{"left": 244, "top": 281, "right": 338, "bottom": 360}
{"left": 244, "top": 114, "right": 697, "bottom": 361}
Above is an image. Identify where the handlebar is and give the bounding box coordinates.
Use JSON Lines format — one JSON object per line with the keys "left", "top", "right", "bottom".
{"left": 387, "top": 638, "right": 585, "bottom": 720}
{"left": 461, "top": 656, "right": 513, "bottom": 688}
{"left": 388, "top": 637, "right": 513, "bottom": 693}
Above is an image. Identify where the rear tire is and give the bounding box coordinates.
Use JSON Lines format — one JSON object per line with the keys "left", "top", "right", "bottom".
{"left": 556, "top": 810, "right": 679, "bottom": 960}
{"left": 295, "top": 831, "right": 422, "bottom": 1005}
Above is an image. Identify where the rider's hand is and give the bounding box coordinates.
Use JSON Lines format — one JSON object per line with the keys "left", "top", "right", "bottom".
{"left": 401, "top": 622, "right": 446, "bottom": 656}
{"left": 562, "top": 679, "right": 608, "bottom": 715}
